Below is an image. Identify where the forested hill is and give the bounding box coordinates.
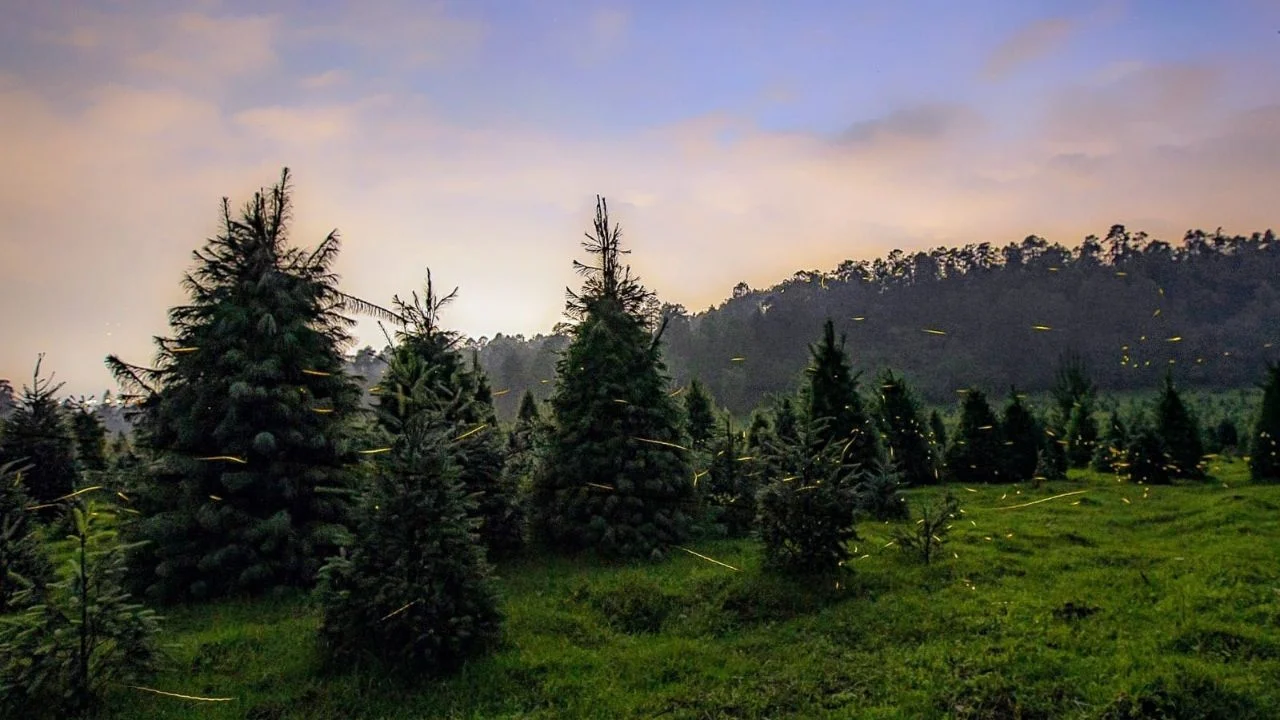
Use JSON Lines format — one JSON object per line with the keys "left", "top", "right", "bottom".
{"left": 464, "top": 225, "right": 1280, "bottom": 420}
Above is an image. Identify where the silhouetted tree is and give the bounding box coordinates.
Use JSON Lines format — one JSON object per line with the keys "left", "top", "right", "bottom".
{"left": 0, "top": 460, "right": 53, "bottom": 614}
{"left": 875, "top": 370, "right": 936, "bottom": 486}
{"left": 683, "top": 379, "right": 716, "bottom": 450}
{"left": 532, "top": 197, "right": 692, "bottom": 559}
{"left": 704, "top": 418, "right": 756, "bottom": 537}
{"left": 945, "top": 389, "right": 1005, "bottom": 484}
{"left": 0, "top": 357, "right": 78, "bottom": 514}
{"left": 1001, "top": 390, "right": 1040, "bottom": 483}
{"left": 1126, "top": 420, "right": 1173, "bottom": 485}
{"left": 1249, "top": 363, "right": 1280, "bottom": 482}
{"left": 67, "top": 400, "right": 107, "bottom": 473}
{"left": 928, "top": 410, "right": 947, "bottom": 450}
{"left": 1156, "top": 371, "right": 1204, "bottom": 480}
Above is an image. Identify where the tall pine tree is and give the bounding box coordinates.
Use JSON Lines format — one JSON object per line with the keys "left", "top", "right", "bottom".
{"left": 105, "top": 169, "right": 364, "bottom": 602}
{"left": 67, "top": 399, "right": 107, "bottom": 473}
{"left": 803, "top": 319, "right": 881, "bottom": 472}
{"left": 532, "top": 197, "right": 692, "bottom": 559}
{"left": 1251, "top": 363, "right": 1280, "bottom": 482}
{"left": 875, "top": 370, "right": 937, "bottom": 486}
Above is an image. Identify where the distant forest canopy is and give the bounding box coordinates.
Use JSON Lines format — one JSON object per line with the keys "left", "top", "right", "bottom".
{"left": 454, "top": 225, "right": 1279, "bottom": 419}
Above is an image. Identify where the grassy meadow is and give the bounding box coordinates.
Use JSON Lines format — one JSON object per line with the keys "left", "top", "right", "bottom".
{"left": 99, "top": 458, "right": 1280, "bottom": 719}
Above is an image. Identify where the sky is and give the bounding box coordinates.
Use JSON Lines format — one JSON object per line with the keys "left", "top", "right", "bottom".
{"left": 1, "top": 0, "right": 1278, "bottom": 397}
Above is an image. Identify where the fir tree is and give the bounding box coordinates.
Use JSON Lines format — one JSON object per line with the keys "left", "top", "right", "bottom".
{"left": 683, "top": 379, "right": 716, "bottom": 450}
{"left": 315, "top": 412, "right": 501, "bottom": 677}
{"left": 1, "top": 497, "right": 162, "bottom": 719}
{"left": 1001, "top": 390, "right": 1041, "bottom": 483}
{"left": 1156, "top": 371, "right": 1204, "bottom": 480}
{"left": 67, "top": 400, "right": 107, "bottom": 473}
{"left": 505, "top": 390, "right": 545, "bottom": 488}
{"left": 756, "top": 417, "right": 859, "bottom": 575}
{"left": 1250, "top": 363, "right": 1280, "bottom": 482}
{"left": 105, "top": 169, "right": 364, "bottom": 602}
{"left": 745, "top": 411, "right": 771, "bottom": 453}
{"left": 0, "top": 460, "right": 53, "bottom": 614}
{"left": 703, "top": 418, "right": 756, "bottom": 537}
{"left": 875, "top": 370, "right": 937, "bottom": 486}
{"left": 803, "top": 319, "right": 881, "bottom": 471}
{"left": 532, "top": 197, "right": 692, "bottom": 559}
{"left": 1126, "top": 421, "right": 1173, "bottom": 485}
{"left": 1052, "top": 353, "right": 1098, "bottom": 467}
{"left": 375, "top": 274, "right": 524, "bottom": 559}
{"left": 1065, "top": 400, "right": 1100, "bottom": 468}
{"left": 1212, "top": 418, "right": 1239, "bottom": 453}
{"left": 944, "top": 389, "right": 1006, "bottom": 484}
{"left": 928, "top": 410, "right": 948, "bottom": 451}
{"left": 1039, "top": 422, "right": 1069, "bottom": 481}
{"left": 773, "top": 396, "right": 800, "bottom": 445}
{"left": 0, "top": 357, "right": 78, "bottom": 515}
{"left": 1092, "top": 412, "right": 1129, "bottom": 473}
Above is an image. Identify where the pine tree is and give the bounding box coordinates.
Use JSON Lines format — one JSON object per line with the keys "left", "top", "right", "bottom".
{"left": 1065, "top": 400, "right": 1100, "bottom": 468}
{"left": 532, "top": 197, "right": 692, "bottom": 559}
{"left": 505, "top": 390, "right": 544, "bottom": 488}
{"left": 104, "top": 169, "right": 364, "bottom": 602}
{"left": 1249, "top": 363, "right": 1280, "bottom": 482}
{"left": 0, "top": 460, "right": 53, "bottom": 614}
{"left": 375, "top": 274, "right": 524, "bottom": 560}
{"left": 875, "top": 370, "right": 937, "bottom": 486}
{"left": 1092, "top": 412, "right": 1129, "bottom": 472}
{"left": 683, "top": 379, "right": 716, "bottom": 450}
{"left": 704, "top": 418, "right": 756, "bottom": 537}
{"left": 0, "top": 357, "right": 78, "bottom": 515}
{"left": 67, "top": 400, "right": 107, "bottom": 473}
{"left": 1214, "top": 418, "right": 1239, "bottom": 452}
{"left": 944, "top": 389, "right": 1006, "bottom": 484}
{"left": 1, "top": 497, "right": 162, "bottom": 719}
{"left": 756, "top": 417, "right": 859, "bottom": 575}
{"left": 773, "top": 396, "right": 799, "bottom": 445}
{"left": 803, "top": 319, "right": 881, "bottom": 471}
{"left": 1126, "top": 420, "right": 1173, "bottom": 485}
{"left": 745, "top": 411, "right": 771, "bottom": 453}
{"left": 315, "top": 411, "right": 501, "bottom": 676}
{"left": 1156, "top": 371, "right": 1204, "bottom": 479}
{"left": 1052, "top": 353, "right": 1098, "bottom": 467}
{"left": 928, "top": 410, "right": 948, "bottom": 451}
{"left": 1001, "top": 390, "right": 1040, "bottom": 483}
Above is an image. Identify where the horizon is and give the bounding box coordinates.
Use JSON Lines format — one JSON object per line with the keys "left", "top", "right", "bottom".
{"left": 2, "top": 0, "right": 1278, "bottom": 397}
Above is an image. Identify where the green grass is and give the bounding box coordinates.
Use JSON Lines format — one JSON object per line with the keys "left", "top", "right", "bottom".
{"left": 104, "top": 460, "right": 1279, "bottom": 719}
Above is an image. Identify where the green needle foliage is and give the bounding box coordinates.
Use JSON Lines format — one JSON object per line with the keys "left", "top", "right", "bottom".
{"left": 875, "top": 370, "right": 938, "bottom": 486}
{"left": 67, "top": 400, "right": 107, "bottom": 474}
{"left": 1156, "top": 371, "right": 1205, "bottom": 480}
{"left": 683, "top": 379, "right": 716, "bottom": 450}
{"left": 1092, "top": 412, "right": 1129, "bottom": 473}
{"left": 1000, "top": 389, "right": 1041, "bottom": 483}
{"left": 892, "top": 491, "right": 960, "bottom": 565}
{"left": 1126, "top": 419, "right": 1173, "bottom": 485}
{"left": 944, "top": 389, "right": 1006, "bottom": 485}
{"left": 756, "top": 418, "right": 860, "bottom": 576}
{"left": 803, "top": 319, "right": 881, "bottom": 472}
{"left": 0, "top": 497, "right": 161, "bottom": 719}
{"left": 373, "top": 277, "right": 525, "bottom": 560}
{"left": 532, "top": 197, "right": 692, "bottom": 560}
{"left": 105, "top": 168, "right": 364, "bottom": 603}
{"left": 1249, "top": 362, "right": 1280, "bottom": 482}
{"left": 316, "top": 411, "right": 501, "bottom": 678}
{"left": 0, "top": 356, "right": 78, "bottom": 515}
{"left": 0, "top": 460, "right": 53, "bottom": 614}
{"left": 703, "top": 418, "right": 756, "bottom": 538}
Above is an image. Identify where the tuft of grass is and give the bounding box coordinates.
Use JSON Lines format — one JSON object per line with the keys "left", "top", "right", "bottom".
{"left": 75, "top": 458, "right": 1280, "bottom": 718}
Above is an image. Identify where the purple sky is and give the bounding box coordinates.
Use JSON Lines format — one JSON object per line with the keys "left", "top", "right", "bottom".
{"left": 2, "top": 0, "right": 1278, "bottom": 396}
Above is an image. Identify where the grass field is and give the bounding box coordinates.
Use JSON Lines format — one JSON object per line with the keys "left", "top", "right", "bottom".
{"left": 102, "top": 459, "right": 1280, "bottom": 719}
